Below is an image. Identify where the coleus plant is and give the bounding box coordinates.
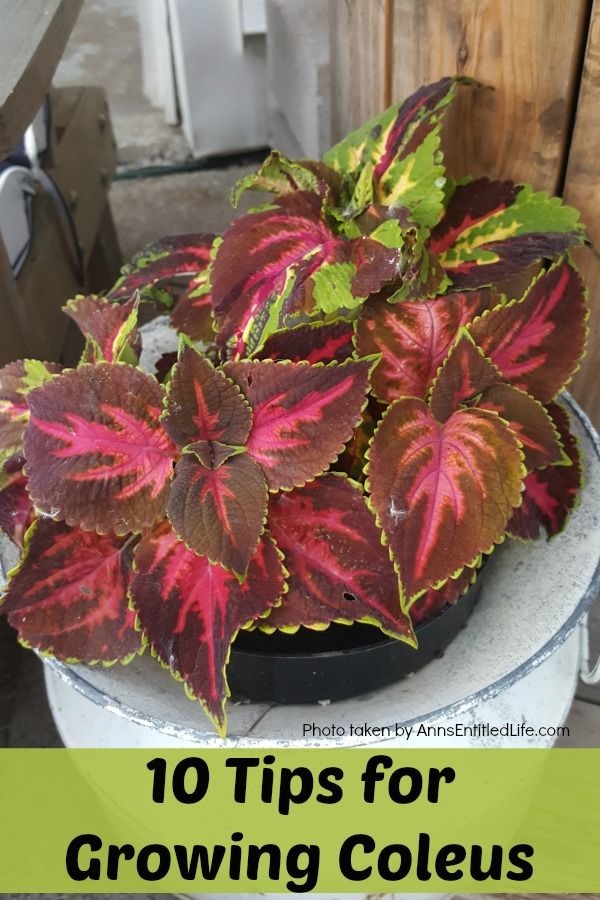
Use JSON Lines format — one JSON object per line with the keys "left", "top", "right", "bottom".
{"left": 0, "top": 77, "right": 588, "bottom": 736}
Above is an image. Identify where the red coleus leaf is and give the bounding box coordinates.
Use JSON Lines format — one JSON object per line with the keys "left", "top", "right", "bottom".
{"left": 0, "top": 359, "right": 61, "bottom": 457}
{"left": 366, "top": 398, "right": 524, "bottom": 600}
{"left": 224, "top": 358, "right": 372, "bottom": 490}
{"left": 24, "top": 364, "right": 177, "bottom": 534}
{"left": 211, "top": 191, "right": 400, "bottom": 356}
{"left": 476, "top": 383, "right": 564, "bottom": 471}
{"left": 469, "top": 259, "right": 587, "bottom": 402}
{"left": 163, "top": 344, "right": 251, "bottom": 448}
{"left": 231, "top": 150, "right": 340, "bottom": 206}
{"left": 356, "top": 290, "right": 494, "bottom": 403}
{"left": 170, "top": 273, "right": 214, "bottom": 342}
{"left": 264, "top": 474, "right": 414, "bottom": 643}
{"left": 64, "top": 293, "right": 140, "bottom": 363}
{"left": 1, "top": 520, "right": 141, "bottom": 662}
{"left": 507, "top": 403, "right": 582, "bottom": 540}
{"left": 428, "top": 331, "right": 500, "bottom": 422}
{"left": 167, "top": 454, "right": 268, "bottom": 577}
{"left": 131, "top": 523, "right": 285, "bottom": 735}
{"left": 0, "top": 474, "right": 32, "bottom": 547}
{"left": 107, "top": 233, "right": 215, "bottom": 306}
{"left": 410, "top": 564, "right": 478, "bottom": 626}
{"left": 257, "top": 319, "right": 355, "bottom": 364}
{"left": 429, "top": 179, "right": 585, "bottom": 289}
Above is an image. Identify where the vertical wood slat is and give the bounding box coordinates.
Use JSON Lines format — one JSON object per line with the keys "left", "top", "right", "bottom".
{"left": 329, "top": 0, "right": 388, "bottom": 142}
{"left": 389, "top": 0, "right": 589, "bottom": 192}
{"left": 563, "top": 0, "right": 600, "bottom": 428}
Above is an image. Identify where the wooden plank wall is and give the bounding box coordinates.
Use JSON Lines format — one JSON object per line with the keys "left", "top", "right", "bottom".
{"left": 329, "top": 0, "right": 599, "bottom": 426}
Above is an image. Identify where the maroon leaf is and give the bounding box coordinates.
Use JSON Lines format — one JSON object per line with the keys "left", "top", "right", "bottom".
{"left": 224, "top": 358, "right": 372, "bottom": 489}
{"left": 0, "top": 360, "right": 61, "bottom": 457}
{"left": 429, "top": 331, "right": 500, "bottom": 422}
{"left": 257, "top": 320, "right": 355, "bottom": 364}
{"left": 24, "top": 364, "right": 177, "bottom": 534}
{"left": 131, "top": 523, "right": 285, "bottom": 734}
{"left": 167, "top": 453, "right": 268, "bottom": 576}
{"left": 264, "top": 474, "right": 414, "bottom": 642}
{"left": 1, "top": 520, "right": 141, "bottom": 662}
{"left": 170, "top": 274, "right": 214, "bottom": 342}
{"left": 211, "top": 192, "right": 400, "bottom": 356}
{"left": 0, "top": 474, "right": 32, "bottom": 547}
{"left": 108, "top": 233, "right": 215, "bottom": 306}
{"left": 476, "top": 383, "right": 563, "bottom": 470}
{"left": 507, "top": 403, "right": 582, "bottom": 540}
{"left": 64, "top": 294, "right": 140, "bottom": 363}
{"left": 356, "top": 290, "right": 494, "bottom": 403}
{"left": 163, "top": 344, "right": 251, "bottom": 449}
{"left": 469, "top": 259, "right": 588, "bottom": 402}
{"left": 429, "top": 179, "right": 585, "bottom": 289}
{"left": 367, "top": 398, "right": 523, "bottom": 600}
{"left": 410, "top": 565, "right": 478, "bottom": 626}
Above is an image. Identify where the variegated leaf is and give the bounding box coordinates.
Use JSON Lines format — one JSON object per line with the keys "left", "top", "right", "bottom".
{"left": 469, "top": 259, "right": 587, "bottom": 402}
{"left": 231, "top": 150, "right": 338, "bottom": 206}
{"left": 1, "top": 520, "right": 141, "bottom": 662}
{"left": 0, "top": 359, "right": 61, "bottom": 458}
{"left": 163, "top": 344, "right": 251, "bottom": 449}
{"left": 24, "top": 364, "right": 177, "bottom": 534}
{"left": 410, "top": 564, "right": 478, "bottom": 626}
{"left": 64, "top": 293, "right": 140, "bottom": 364}
{"left": 108, "top": 233, "right": 215, "bottom": 307}
{"left": 367, "top": 398, "right": 523, "bottom": 599}
{"left": 224, "top": 358, "right": 372, "bottom": 490}
{"left": 264, "top": 474, "right": 414, "bottom": 642}
{"left": 428, "top": 331, "right": 499, "bottom": 422}
{"left": 211, "top": 191, "right": 400, "bottom": 357}
{"left": 170, "top": 273, "right": 215, "bottom": 342}
{"left": 167, "top": 453, "right": 268, "bottom": 576}
{"left": 257, "top": 319, "right": 355, "bottom": 364}
{"left": 430, "top": 179, "right": 585, "bottom": 289}
{"left": 507, "top": 403, "right": 582, "bottom": 540}
{"left": 131, "top": 523, "right": 285, "bottom": 735}
{"left": 0, "top": 473, "right": 32, "bottom": 547}
{"left": 356, "top": 290, "right": 494, "bottom": 403}
{"left": 476, "top": 384, "right": 564, "bottom": 470}
{"left": 324, "top": 77, "right": 459, "bottom": 226}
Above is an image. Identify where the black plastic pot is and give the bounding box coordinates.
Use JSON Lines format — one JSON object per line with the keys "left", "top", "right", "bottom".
{"left": 228, "top": 570, "right": 486, "bottom": 704}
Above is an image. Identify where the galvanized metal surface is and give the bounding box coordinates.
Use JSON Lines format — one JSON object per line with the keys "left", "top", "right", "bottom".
{"left": 31, "top": 394, "right": 600, "bottom": 747}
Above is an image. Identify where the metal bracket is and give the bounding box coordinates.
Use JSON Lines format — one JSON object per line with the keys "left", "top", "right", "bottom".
{"left": 579, "top": 614, "right": 600, "bottom": 684}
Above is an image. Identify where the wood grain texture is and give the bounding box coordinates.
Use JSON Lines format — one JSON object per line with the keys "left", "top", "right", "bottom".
{"left": 329, "top": 0, "right": 389, "bottom": 142}
{"left": 563, "top": 1, "right": 600, "bottom": 427}
{"left": 0, "top": 0, "right": 83, "bottom": 156}
{"left": 389, "top": 0, "right": 588, "bottom": 190}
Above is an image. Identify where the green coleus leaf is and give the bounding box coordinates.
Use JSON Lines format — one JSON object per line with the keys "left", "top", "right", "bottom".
{"left": 1, "top": 520, "right": 141, "bottom": 662}
{"left": 224, "top": 358, "right": 373, "bottom": 490}
{"left": 507, "top": 403, "right": 582, "bottom": 540}
{"left": 257, "top": 319, "right": 355, "bottom": 364}
{"left": 0, "top": 359, "right": 61, "bottom": 461}
{"left": 469, "top": 258, "right": 588, "bottom": 402}
{"left": 24, "top": 364, "right": 177, "bottom": 535}
{"left": 231, "top": 150, "right": 339, "bottom": 206}
{"left": 107, "top": 233, "right": 216, "bottom": 308}
{"left": 429, "top": 179, "right": 586, "bottom": 289}
{"left": 324, "top": 77, "right": 460, "bottom": 226}
{"left": 366, "top": 398, "right": 524, "bottom": 601}
{"left": 211, "top": 192, "right": 401, "bottom": 357}
{"left": 63, "top": 293, "right": 140, "bottom": 364}
{"left": 130, "top": 522, "right": 285, "bottom": 736}
{"left": 476, "top": 384, "right": 564, "bottom": 471}
{"left": 263, "top": 473, "right": 415, "bottom": 643}
{"left": 355, "top": 289, "right": 495, "bottom": 404}
{"left": 410, "top": 563, "right": 479, "bottom": 625}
